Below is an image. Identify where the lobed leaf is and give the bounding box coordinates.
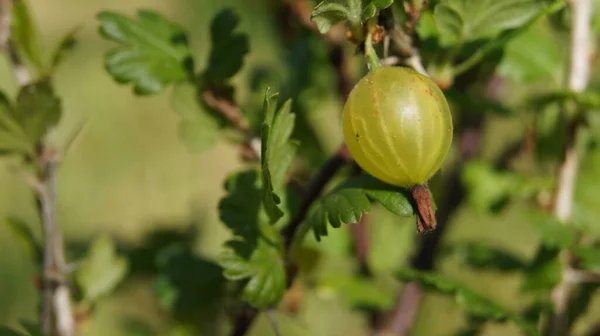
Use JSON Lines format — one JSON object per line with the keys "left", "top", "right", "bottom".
{"left": 310, "top": 0, "right": 391, "bottom": 34}
{"left": 218, "top": 170, "right": 287, "bottom": 308}
{"left": 261, "top": 90, "right": 299, "bottom": 224}
{"left": 310, "top": 174, "right": 413, "bottom": 241}
{"left": 202, "top": 9, "right": 250, "bottom": 84}
{"left": 76, "top": 234, "right": 129, "bottom": 302}
{"left": 220, "top": 239, "right": 286, "bottom": 308}
{"left": 396, "top": 268, "right": 539, "bottom": 335}
{"left": 97, "top": 10, "right": 193, "bottom": 95}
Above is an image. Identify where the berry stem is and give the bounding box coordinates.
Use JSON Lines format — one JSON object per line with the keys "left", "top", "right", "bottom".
{"left": 364, "top": 18, "right": 381, "bottom": 71}
{"left": 410, "top": 184, "right": 437, "bottom": 233}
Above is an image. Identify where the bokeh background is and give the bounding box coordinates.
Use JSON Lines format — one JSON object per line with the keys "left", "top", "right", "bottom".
{"left": 1, "top": 0, "right": 599, "bottom": 335}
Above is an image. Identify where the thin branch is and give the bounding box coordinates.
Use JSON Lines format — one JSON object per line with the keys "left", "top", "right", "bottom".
{"left": 547, "top": 0, "right": 593, "bottom": 335}
{"left": 201, "top": 89, "right": 261, "bottom": 160}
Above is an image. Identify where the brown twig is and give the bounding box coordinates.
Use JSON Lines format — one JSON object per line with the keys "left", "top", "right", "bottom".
{"left": 2, "top": 2, "right": 75, "bottom": 335}
{"left": 547, "top": 1, "right": 593, "bottom": 335}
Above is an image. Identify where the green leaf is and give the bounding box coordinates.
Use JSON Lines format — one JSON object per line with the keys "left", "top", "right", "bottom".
{"left": 0, "top": 93, "right": 34, "bottom": 156}
{"left": 18, "top": 320, "right": 42, "bottom": 336}
{"left": 318, "top": 275, "right": 394, "bottom": 309}
{"left": 521, "top": 245, "right": 561, "bottom": 294}
{"left": 261, "top": 90, "right": 299, "bottom": 224}
{"left": 11, "top": 0, "right": 45, "bottom": 76}
{"left": 396, "top": 268, "right": 539, "bottom": 335}
{"left": 4, "top": 219, "right": 42, "bottom": 265}
{"left": 462, "top": 160, "right": 521, "bottom": 214}
{"left": 310, "top": 174, "right": 414, "bottom": 241}
{"left": 531, "top": 90, "right": 600, "bottom": 111}
{"left": 12, "top": 80, "right": 61, "bottom": 143}
{"left": 310, "top": 0, "right": 388, "bottom": 34}
{"left": 434, "top": 0, "right": 549, "bottom": 46}
{"left": 97, "top": 10, "right": 193, "bottom": 95}
{"left": 573, "top": 247, "right": 600, "bottom": 272}
{"left": 525, "top": 210, "right": 577, "bottom": 249}
{"left": 76, "top": 234, "right": 129, "bottom": 302}
{"left": 449, "top": 242, "right": 527, "bottom": 271}
{"left": 497, "top": 23, "right": 562, "bottom": 83}
{"left": 171, "top": 82, "right": 220, "bottom": 153}
{"left": 220, "top": 239, "right": 286, "bottom": 308}
{"left": 0, "top": 327, "right": 26, "bottom": 336}
{"left": 218, "top": 170, "right": 287, "bottom": 308}
{"left": 202, "top": 9, "right": 249, "bottom": 84}
{"left": 218, "top": 170, "right": 264, "bottom": 245}
{"left": 49, "top": 27, "right": 80, "bottom": 71}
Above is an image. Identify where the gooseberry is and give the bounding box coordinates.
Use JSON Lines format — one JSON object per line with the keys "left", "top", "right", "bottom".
{"left": 343, "top": 66, "right": 453, "bottom": 188}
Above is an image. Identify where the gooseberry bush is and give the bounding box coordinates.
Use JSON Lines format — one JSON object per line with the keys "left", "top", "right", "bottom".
{"left": 2, "top": 0, "right": 600, "bottom": 335}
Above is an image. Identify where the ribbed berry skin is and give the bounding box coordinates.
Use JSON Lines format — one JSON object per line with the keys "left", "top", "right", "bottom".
{"left": 343, "top": 67, "right": 453, "bottom": 187}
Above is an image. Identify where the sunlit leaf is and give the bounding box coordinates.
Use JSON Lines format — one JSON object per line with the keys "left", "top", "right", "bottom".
{"left": 97, "top": 10, "right": 193, "bottom": 95}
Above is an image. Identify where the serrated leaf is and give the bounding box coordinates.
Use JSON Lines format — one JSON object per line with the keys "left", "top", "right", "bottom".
{"left": 497, "top": 23, "right": 562, "bottom": 83}
{"left": 319, "top": 275, "right": 394, "bottom": 309}
{"left": 261, "top": 90, "right": 298, "bottom": 224}
{"left": 97, "top": 10, "right": 193, "bottom": 95}
{"left": 11, "top": 0, "right": 45, "bottom": 76}
{"left": 0, "top": 93, "right": 34, "bottom": 156}
{"left": 434, "top": 0, "right": 549, "bottom": 46}
{"left": 220, "top": 239, "right": 286, "bottom": 307}
{"left": 573, "top": 247, "right": 600, "bottom": 272}
{"left": 396, "top": 268, "right": 539, "bottom": 335}
{"left": 4, "top": 219, "right": 42, "bottom": 265}
{"left": 310, "top": 174, "right": 414, "bottom": 241}
{"left": 311, "top": 0, "right": 382, "bottom": 34}
{"left": 50, "top": 27, "right": 80, "bottom": 71}
{"left": 12, "top": 80, "right": 61, "bottom": 143}
{"left": 525, "top": 210, "right": 577, "bottom": 249}
{"left": 521, "top": 245, "right": 561, "bottom": 294}
{"left": 76, "top": 234, "right": 129, "bottom": 302}
{"left": 171, "top": 82, "right": 220, "bottom": 153}
{"left": 218, "top": 170, "right": 264, "bottom": 245}
{"left": 450, "top": 242, "right": 527, "bottom": 271}
{"left": 202, "top": 9, "right": 249, "bottom": 84}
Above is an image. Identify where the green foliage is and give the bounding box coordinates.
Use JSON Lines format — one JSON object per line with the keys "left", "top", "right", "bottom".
{"left": 318, "top": 275, "right": 394, "bottom": 309}
{"left": 261, "top": 90, "right": 299, "bottom": 224}
{"left": 201, "top": 9, "right": 249, "bottom": 85}
{"left": 497, "top": 23, "right": 562, "bottom": 83}
{"left": 12, "top": 80, "right": 61, "bottom": 144}
{"left": 310, "top": 174, "right": 414, "bottom": 240}
{"left": 0, "top": 320, "right": 41, "bottom": 336}
{"left": 310, "top": 0, "right": 394, "bottom": 34}
{"left": 97, "top": 10, "right": 193, "bottom": 95}
{"left": 49, "top": 27, "right": 80, "bottom": 71}
{"left": 10, "top": 0, "right": 45, "bottom": 76}
{"left": 171, "top": 82, "right": 220, "bottom": 152}
{"left": 218, "top": 171, "right": 286, "bottom": 307}
{"left": 522, "top": 246, "right": 561, "bottom": 294}
{"left": 220, "top": 239, "right": 286, "bottom": 308}
{"left": 3, "top": 218, "right": 41, "bottom": 265}
{"left": 76, "top": 234, "right": 129, "bottom": 302}
{"left": 449, "top": 242, "right": 527, "bottom": 271}
{"left": 0, "top": 93, "right": 34, "bottom": 156}
{"left": 526, "top": 210, "right": 577, "bottom": 249}
{"left": 396, "top": 269, "right": 539, "bottom": 335}
{"left": 573, "top": 247, "right": 600, "bottom": 272}
{"left": 433, "top": 0, "right": 550, "bottom": 47}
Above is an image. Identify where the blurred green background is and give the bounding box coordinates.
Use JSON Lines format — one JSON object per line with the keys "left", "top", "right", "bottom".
{"left": 1, "top": 0, "right": 600, "bottom": 335}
